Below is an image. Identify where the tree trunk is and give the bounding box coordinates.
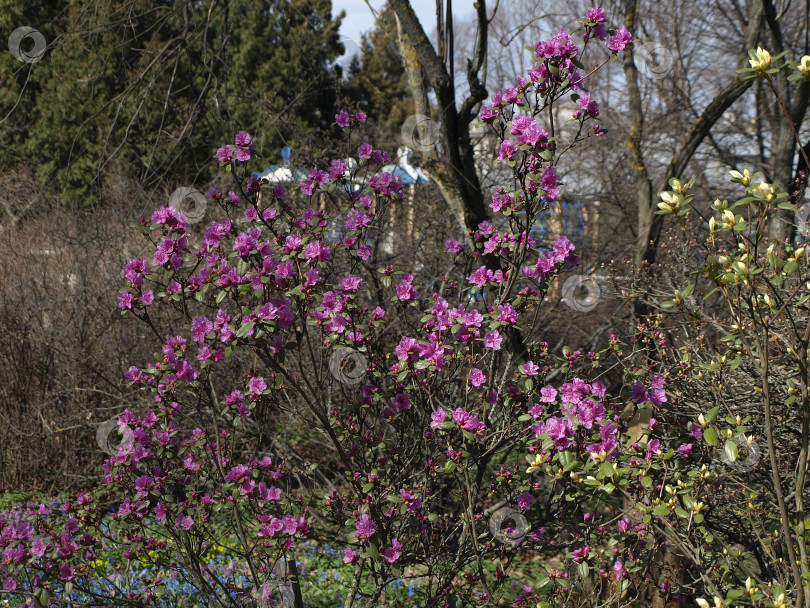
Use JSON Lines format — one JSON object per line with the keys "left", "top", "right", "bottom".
{"left": 388, "top": 0, "right": 491, "bottom": 237}
{"left": 630, "top": 0, "right": 764, "bottom": 270}
{"left": 763, "top": 0, "right": 810, "bottom": 242}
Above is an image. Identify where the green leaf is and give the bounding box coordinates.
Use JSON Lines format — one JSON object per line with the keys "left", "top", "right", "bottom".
{"left": 705, "top": 407, "right": 720, "bottom": 422}
{"left": 577, "top": 561, "right": 590, "bottom": 579}
{"left": 640, "top": 476, "right": 653, "bottom": 489}
{"left": 703, "top": 287, "right": 719, "bottom": 302}
{"left": 652, "top": 505, "right": 670, "bottom": 517}
{"left": 704, "top": 427, "right": 719, "bottom": 447}
{"left": 675, "top": 508, "right": 690, "bottom": 519}
{"left": 235, "top": 321, "right": 254, "bottom": 339}
{"left": 724, "top": 440, "right": 739, "bottom": 463}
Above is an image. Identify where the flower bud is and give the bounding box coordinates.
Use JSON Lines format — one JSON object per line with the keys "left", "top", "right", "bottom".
{"left": 798, "top": 55, "right": 810, "bottom": 77}
{"left": 749, "top": 47, "right": 772, "bottom": 72}
{"left": 730, "top": 169, "right": 751, "bottom": 186}
{"left": 756, "top": 181, "right": 776, "bottom": 203}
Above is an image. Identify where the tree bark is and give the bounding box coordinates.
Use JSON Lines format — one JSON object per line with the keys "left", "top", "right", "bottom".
{"left": 764, "top": 0, "right": 810, "bottom": 242}
{"left": 388, "top": 0, "right": 491, "bottom": 237}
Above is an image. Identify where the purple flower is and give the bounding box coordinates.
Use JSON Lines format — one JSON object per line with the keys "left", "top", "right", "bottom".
{"left": 587, "top": 4, "right": 606, "bottom": 23}
{"left": 539, "top": 166, "right": 560, "bottom": 199}
{"left": 631, "top": 381, "right": 649, "bottom": 404}
{"left": 573, "top": 546, "right": 590, "bottom": 563}
{"left": 445, "top": 238, "right": 464, "bottom": 253}
{"left": 343, "top": 547, "right": 360, "bottom": 564}
{"left": 540, "top": 385, "right": 557, "bottom": 402}
{"left": 216, "top": 145, "right": 234, "bottom": 163}
{"left": 497, "top": 140, "right": 517, "bottom": 161}
{"left": 469, "top": 368, "right": 487, "bottom": 387}
{"left": 576, "top": 92, "right": 599, "bottom": 116}
{"left": 467, "top": 265, "right": 493, "bottom": 288}
{"left": 586, "top": 4, "right": 607, "bottom": 39}
{"left": 118, "top": 290, "right": 133, "bottom": 309}
{"left": 613, "top": 559, "right": 625, "bottom": 581}
{"left": 516, "top": 493, "right": 535, "bottom": 511}
{"left": 678, "top": 443, "right": 693, "bottom": 459}
{"left": 248, "top": 376, "right": 267, "bottom": 397}
{"left": 175, "top": 513, "right": 194, "bottom": 530}
{"left": 431, "top": 408, "right": 448, "bottom": 428}
{"left": 396, "top": 273, "right": 417, "bottom": 300}
{"left": 521, "top": 361, "right": 539, "bottom": 377}
{"left": 358, "top": 142, "right": 373, "bottom": 159}
{"left": 336, "top": 110, "right": 350, "bottom": 128}
{"left": 233, "top": 131, "right": 254, "bottom": 161}
{"left": 650, "top": 386, "right": 668, "bottom": 406}
{"left": 31, "top": 538, "right": 47, "bottom": 558}
{"left": 607, "top": 27, "right": 632, "bottom": 53}
{"left": 484, "top": 330, "right": 503, "bottom": 350}
{"left": 224, "top": 464, "right": 250, "bottom": 482}
{"left": 393, "top": 393, "right": 412, "bottom": 411}
{"left": 382, "top": 538, "right": 402, "bottom": 563}
{"left": 354, "top": 513, "right": 377, "bottom": 541}
{"left": 617, "top": 518, "right": 632, "bottom": 533}
{"left": 480, "top": 105, "right": 498, "bottom": 122}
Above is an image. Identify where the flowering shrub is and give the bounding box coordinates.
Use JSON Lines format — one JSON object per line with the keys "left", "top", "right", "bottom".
{"left": 0, "top": 9, "right": 722, "bottom": 608}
